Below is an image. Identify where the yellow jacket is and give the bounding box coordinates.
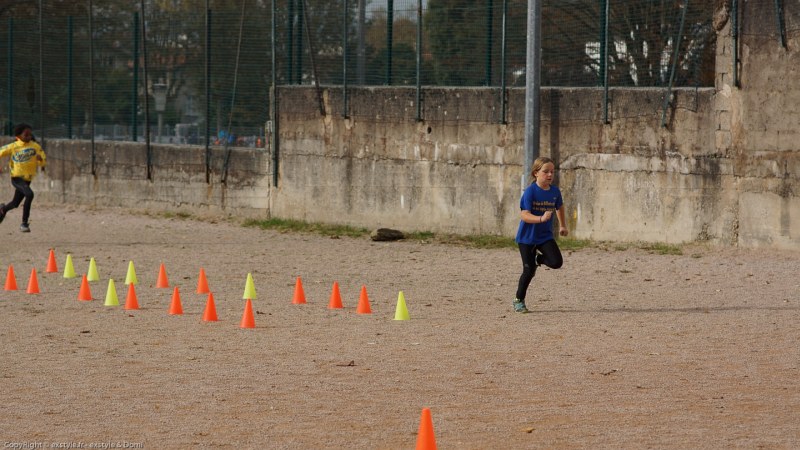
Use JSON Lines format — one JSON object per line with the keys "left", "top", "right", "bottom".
{"left": 0, "top": 139, "right": 46, "bottom": 181}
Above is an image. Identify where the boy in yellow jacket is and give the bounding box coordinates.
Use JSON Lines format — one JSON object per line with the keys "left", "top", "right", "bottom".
{"left": 0, "top": 123, "right": 46, "bottom": 232}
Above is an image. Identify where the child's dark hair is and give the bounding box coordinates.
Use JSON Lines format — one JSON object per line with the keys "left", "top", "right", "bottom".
{"left": 14, "top": 123, "right": 32, "bottom": 137}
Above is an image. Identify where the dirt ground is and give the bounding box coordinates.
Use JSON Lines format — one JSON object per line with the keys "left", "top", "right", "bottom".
{"left": 0, "top": 205, "right": 798, "bottom": 449}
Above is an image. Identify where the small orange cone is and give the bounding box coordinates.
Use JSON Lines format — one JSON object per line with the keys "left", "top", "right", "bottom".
{"left": 27, "top": 268, "right": 40, "bottom": 294}
{"left": 196, "top": 268, "right": 209, "bottom": 294}
{"left": 292, "top": 276, "right": 307, "bottom": 304}
{"left": 356, "top": 285, "right": 372, "bottom": 314}
{"left": 415, "top": 407, "right": 437, "bottom": 450}
{"left": 5, "top": 265, "right": 17, "bottom": 291}
{"left": 78, "top": 275, "right": 92, "bottom": 301}
{"left": 203, "top": 293, "right": 218, "bottom": 322}
{"left": 169, "top": 286, "right": 183, "bottom": 315}
{"left": 328, "top": 281, "right": 343, "bottom": 309}
{"left": 46, "top": 249, "right": 58, "bottom": 273}
{"left": 156, "top": 263, "right": 169, "bottom": 288}
{"left": 124, "top": 283, "right": 140, "bottom": 310}
{"left": 240, "top": 299, "right": 255, "bottom": 328}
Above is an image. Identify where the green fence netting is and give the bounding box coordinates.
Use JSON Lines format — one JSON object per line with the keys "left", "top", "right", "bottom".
{"left": 0, "top": 0, "right": 750, "bottom": 145}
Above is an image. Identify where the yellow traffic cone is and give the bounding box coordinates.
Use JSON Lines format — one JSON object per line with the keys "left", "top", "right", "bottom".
{"left": 87, "top": 257, "right": 100, "bottom": 282}
{"left": 394, "top": 291, "right": 410, "bottom": 320}
{"left": 63, "top": 254, "right": 76, "bottom": 279}
{"left": 104, "top": 279, "right": 119, "bottom": 306}
{"left": 243, "top": 273, "right": 257, "bottom": 299}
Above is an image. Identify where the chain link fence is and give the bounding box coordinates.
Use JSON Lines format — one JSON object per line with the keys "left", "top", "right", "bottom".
{"left": 0, "top": 0, "right": 764, "bottom": 147}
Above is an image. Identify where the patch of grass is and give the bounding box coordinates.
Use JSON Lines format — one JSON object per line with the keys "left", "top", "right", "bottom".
{"left": 438, "top": 234, "right": 518, "bottom": 249}
{"left": 157, "top": 211, "right": 194, "bottom": 220}
{"left": 241, "top": 217, "right": 684, "bottom": 255}
{"left": 557, "top": 237, "right": 593, "bottom": 251}
{"left": 243, "top": 218, "right": 369, "bottom": 238}
{"left": 602, "top": 240, "right": 683, "bottom": 255}
{"left": 638, "top": 242, "right": 683, "bottom": 255}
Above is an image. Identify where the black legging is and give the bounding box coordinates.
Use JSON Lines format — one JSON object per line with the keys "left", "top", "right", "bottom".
{"left": 515, "top": 239, "right": 563, "bottom": 302}
{"left": 4, "top": 177, "right": 35, "bottom": 224}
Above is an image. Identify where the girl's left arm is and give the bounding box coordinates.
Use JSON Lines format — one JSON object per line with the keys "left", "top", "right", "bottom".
{"left": 556, "top": 205, "right": 569, "bottom": 236}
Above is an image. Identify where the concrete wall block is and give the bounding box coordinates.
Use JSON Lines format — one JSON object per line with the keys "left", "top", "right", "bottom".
{"left": 738, "top": 191, "right": 799, "bottom": 249}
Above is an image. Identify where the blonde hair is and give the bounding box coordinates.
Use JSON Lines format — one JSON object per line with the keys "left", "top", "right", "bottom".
{"left": 530, "top": 156, "right": 554, "bottom": 180}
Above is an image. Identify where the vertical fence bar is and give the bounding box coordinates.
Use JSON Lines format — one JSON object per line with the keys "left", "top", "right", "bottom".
{"left": 357, "top": 0, "right": 365, "bottom": 84}
{"left": 485, "top": 0, "right": 493, "bottom": 86}
{"left": 343, "top": 0, "right": 349, "bottom": 118}
{"left": 386, "top": 0, "right": 394, "bottom": 85}
{"left": 774, "top": 0, "right": 786, "bottom": 48}
{"left": 6, "top": 19, "right": 12, "bottom": 136}
{"left": 732, "top": 0, "right": 738, "bottom": 88}
{"left": 271, "top": 0, "right": 279, "bottom": 187}
{"left": 67, "top": 17, "right": 73, "bottom": 139}
{"left": 500, "top": 0, "right": 507, "bottom": 124}
{"left": 661, "top": 0, "right": 688, "bottom": 128}
{"left": 132, "top": 12, "right": 139, "bottom": 142}
{"left": 415, "top": 0, "right": 422, "bottom": 121}
{"left": 523, "top": 0, "right": 542, "bottom": 186}
{"left": 296, "top": 0, "right": 303, "bottom": 84}
{"left": 140, "top": 0, "right": 152, "bottom": 180}
{"left": 287, "top": 0, "right": 294, "bottom": 83}
{"left": 89, "top": 0, "right": 96, "bottom": 173}
{"left": 205, "top": 4, "right": 211, "bottom": 182}
{"left": 38, "top": 0, "right": 45, "bottom": 143}
{"left": 601, "top": 0, "right": 609, "bottom": 124}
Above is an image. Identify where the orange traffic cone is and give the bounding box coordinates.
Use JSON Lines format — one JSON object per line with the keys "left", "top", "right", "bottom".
{"left": 203, "top": 293, "right": 218, "bottom": 322}
{"left": 196, "top": 268, "right": 209, "bottom": 294}
{"left": 415, "top": 407, "right": 437, "bottom": 450}
{"left": 240, "top": 299, "right": 255, "bottom": 328}
{"left": 124, "top": 283, "right": 140, "bottom": 310}
{"left": 356, "top": 285, "right": 372, "bottom": 314}
{"left": 78, "top": 275, "right": 92, "bottom": 301}
{"left": 4, "top": 265, "right": 17, "bottom": 291}
{"left": 27, "top": 268, "right": 40, "bottom": 294}
{"left": 328, "top": 281, "right": 343, "bottom": 309}
{"left": 46, "top": 249, "right": 58, "bottom": 273}
{"left": 292, "top": 276, "right": 306, "bottom": 304}
{"left": 156, "top": 263, "right": 169, "bottom": 288}
{"left": 169, "top": 286, "right": 183, "bottom": 315}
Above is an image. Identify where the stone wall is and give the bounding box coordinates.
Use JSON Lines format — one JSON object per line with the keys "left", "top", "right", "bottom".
{"left": 2, "top": 3, "right": 796, "bottom": 250}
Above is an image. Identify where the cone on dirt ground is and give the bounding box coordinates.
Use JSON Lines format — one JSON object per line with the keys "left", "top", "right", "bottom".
{"left": 196, "top": 268, "right": 209, "bottom": 294}
{"left": 356, "top": 285, "right": 372, "bottom": 314}
{"left": 78, "top": 275, "right": 92, "bottom": 301}
{"left": 125, "top": 261, "right": 138, "bottom": 285}
{"left": 292, "top": 276, "right": 306, "bottom": 304}
{"left": 328, "top": 281, "right": 343, "bottom": 309}
{"left": 415, "top": 407, "right": 437, "bottom": 450}
{"left": 104, "top": 279, "right": 119, "bottom": 306}
{"left": 87, "top": 257, "right": 100, "bottom": 282}
{"left": 243, "top": 273, "right": 257, "bottom": 299}
{"left": 169, "top": 286, "right": 183, "bottom": 315}
{"left": 156, "top": 263, "right": 169, "bottom": 288}
{"left": 240, "top": 299, "right": 255, "bottom": 328}
{"left": 63, "top": 254, "right": 76, "bottom": 279}
{"left": 4, "top": 265, "right": 17, "bottom": 291}
{"left": 124, "top": 283, "right": 140, "bottom": 310}
{"left": 203, "top": 292, "right": 218, "bottom": 322}
{"left": 46, "top": 249, "right": 58, "bottom": 273}
{"left": 26, "top": 268, "right": 40, "bottom": 294}
{"left": 394, "top": 291, "right": 410, "bottom": 320}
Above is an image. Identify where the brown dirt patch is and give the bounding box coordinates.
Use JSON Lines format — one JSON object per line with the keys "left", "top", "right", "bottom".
{"left": 1, "top": 206, "right": 799, "bottom": 449}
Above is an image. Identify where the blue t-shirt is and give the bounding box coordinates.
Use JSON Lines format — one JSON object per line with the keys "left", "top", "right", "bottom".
{"left": 515, "top": 183, "right": 563, "bottom": 245}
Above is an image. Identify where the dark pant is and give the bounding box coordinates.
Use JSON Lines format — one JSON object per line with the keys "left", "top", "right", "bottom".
{"left": 4, "top": 177, "right": 35, "bottom": 224}
{"left": 515, "top": 239, "right": 563, "bottom": 301}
